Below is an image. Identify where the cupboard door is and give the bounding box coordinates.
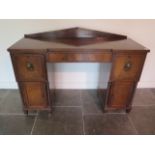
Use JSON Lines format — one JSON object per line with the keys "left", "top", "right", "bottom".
{"left": 11, "top": 54, "right": 47, "bottom": 81}
{"left": 106, "top": 82, "right": 136, "bottom": 109}
{"left": 19, "top": 82, "right": 49, "bottom": 109}
{"left": 110, "top": 53, "right": 146, "bottom": 81}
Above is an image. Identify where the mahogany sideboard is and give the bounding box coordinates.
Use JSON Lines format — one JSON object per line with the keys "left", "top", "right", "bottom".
{"left": 7, "top": 27, "right": 149, "bottom": 114}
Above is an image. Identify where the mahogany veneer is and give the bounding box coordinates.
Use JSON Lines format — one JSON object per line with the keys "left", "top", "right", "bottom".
{"left": 8, "top": 27, "right": 149, "bottom": 114}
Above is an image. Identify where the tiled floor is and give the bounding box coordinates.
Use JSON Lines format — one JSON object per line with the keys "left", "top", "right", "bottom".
{"left": 0, "top": 89, "right": 155, "bottom": 135}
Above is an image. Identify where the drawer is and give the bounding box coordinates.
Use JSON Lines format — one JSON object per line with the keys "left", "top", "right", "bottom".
{"left": 110, "top": 53, "right": 146, "bottom": 81}
{"left": 11, "top": 54, "right": 47, "bottom": 81}
{"left": 47, "top": 52, "right": 112, "bottom": 62}
{"left": 106, "top": 81, "right": 136, "bottom": 109}
{"left": 19, "top": 82, "right": 49, "bottom": 109}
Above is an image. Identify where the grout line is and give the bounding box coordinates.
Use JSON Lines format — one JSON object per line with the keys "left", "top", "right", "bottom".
{"left": 80, "top": 90, "right": 86, "bottom": 135}
{"left": 0, "top": 113, "right": 37, "bottom": 116}
{"left": 53, "top": 105, "right": 81, "bottom": 108}
{"left": 30, "top": 111, "right": 39, "bottom": 135}
{"left": 84, "top": 112, "right": 126, "bottom": 115}
{"left": 83, "top": 113, "right": 104, "bottom": 116}
{"left": 0, "top": 113, "right": 25, "bottom": 116}
{"left": 106, "top": 112, "right": 126, "bottom": 115}
{"left": 133, "top": 105, "right": 155, "bottom": 107}
{"left": 127, "top": 114, "right": 139, "bottom": 134}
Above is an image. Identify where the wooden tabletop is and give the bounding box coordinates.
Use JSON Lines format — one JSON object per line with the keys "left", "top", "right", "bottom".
{"left": 8, "top": 27, "right": 149, "bottom": 53}
{"left": 8, "top": 37, "right": 148, "bottom": 52}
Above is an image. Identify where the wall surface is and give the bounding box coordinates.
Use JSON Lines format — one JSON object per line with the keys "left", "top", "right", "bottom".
{"left": 0, "top": 19, "right": 155, "bottom": 89}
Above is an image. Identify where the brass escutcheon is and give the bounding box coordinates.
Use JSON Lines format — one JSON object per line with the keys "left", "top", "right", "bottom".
{"left": 26, "top": 62, "right": 34, "bottom": 71}
{"left": 124, "top": 61, "right": 132, "bottom": 71}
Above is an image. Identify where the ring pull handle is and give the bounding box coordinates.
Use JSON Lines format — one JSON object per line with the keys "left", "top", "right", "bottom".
{"left": 26, "top": 62, "right": 34, "bottom": 71}
{"left": 124, "top": 61, "right": 132, "bottom": 71}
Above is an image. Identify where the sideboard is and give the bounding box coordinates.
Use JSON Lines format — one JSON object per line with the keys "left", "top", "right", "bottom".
{"left": 7, "top": 27, "right": 149, "bottom": 114}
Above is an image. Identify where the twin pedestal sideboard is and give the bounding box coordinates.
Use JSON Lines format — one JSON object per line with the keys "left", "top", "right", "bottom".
{"left": 7, "top": 27, "right": 149, "bottom": 114}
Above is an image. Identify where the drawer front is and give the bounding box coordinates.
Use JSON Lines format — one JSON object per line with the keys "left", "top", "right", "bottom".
{"left": 19, "top": 82, "right": 49, "bottom": 109}
{"left": 11, "top": 54, "right": 46, "bottom": 81}
{"left": 47, "top": 53, "right": 112, "bottom": 62}
{"left": 106, "top": 82, "right": 135, "bottom": 109}
{"left": 110, "top": 53, "right": 146, "bottom": 81}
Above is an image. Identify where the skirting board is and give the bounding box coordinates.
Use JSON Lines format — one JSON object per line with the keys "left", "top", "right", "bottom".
{"left": 0, "top": 81, "right": 155, "bottom": 89}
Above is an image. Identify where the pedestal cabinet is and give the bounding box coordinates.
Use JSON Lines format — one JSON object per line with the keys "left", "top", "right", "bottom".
{"left": 11, "top": 53, "right": 51, "bottom": 113}
{"left": 8, "top": 27, "right": 149, "bottom": 114}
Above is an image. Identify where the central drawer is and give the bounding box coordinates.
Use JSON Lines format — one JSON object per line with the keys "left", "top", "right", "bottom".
{"left": 47, "top": 52, "right": 112, "bottom": 62}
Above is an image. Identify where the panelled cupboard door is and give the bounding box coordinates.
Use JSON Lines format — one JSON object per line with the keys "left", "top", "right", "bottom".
{"left": 11, "top": 54, "right": 47, "bottom": 81}
{"left": 19, "top": 82, "right": 49, "bottom": 109}
{"left": 107, "top": 82, "right": 136, "bottom": 109}
{"left": 110, "top": 53, "right": 146, "bottom": 81}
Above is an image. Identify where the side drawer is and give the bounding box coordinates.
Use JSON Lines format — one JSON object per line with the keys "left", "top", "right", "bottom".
{"left": 19, "top": 82, "right": 49, "bottom": 109}
{"left": 110, "top": 53, "right": 146, "bottom": 81}
{"left": 11, "top": 54, "right": 47, "bottom": 81}
{"left": 47, "top": 52, "right": 112, "bottom": 62}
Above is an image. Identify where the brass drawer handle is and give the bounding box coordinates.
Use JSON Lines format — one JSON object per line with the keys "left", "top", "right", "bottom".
{"left": 124, "top": 61, "right": 132, "bottom": 71}
{"left": 26, "top": 62, "right": 34, "bottom": 71}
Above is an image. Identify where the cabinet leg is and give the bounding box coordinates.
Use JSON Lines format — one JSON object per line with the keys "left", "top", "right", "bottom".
{"left": 47, "top": 109, "right": 52, "bottom": 117}
{"left": 126, "top": 108, "right": 131, "bottom": 113}
{"left": 24, "top": 110, "right": 28, "bottom": 115}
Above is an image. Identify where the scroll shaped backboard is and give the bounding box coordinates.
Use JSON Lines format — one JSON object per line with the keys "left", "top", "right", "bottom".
{"left": 25, "top": 27, "right": 127, "bottom": 46}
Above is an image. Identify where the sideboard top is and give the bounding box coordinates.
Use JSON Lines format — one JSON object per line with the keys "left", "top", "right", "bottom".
{"left": 8, "top": 27, "right": 149, "bottom": 53}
